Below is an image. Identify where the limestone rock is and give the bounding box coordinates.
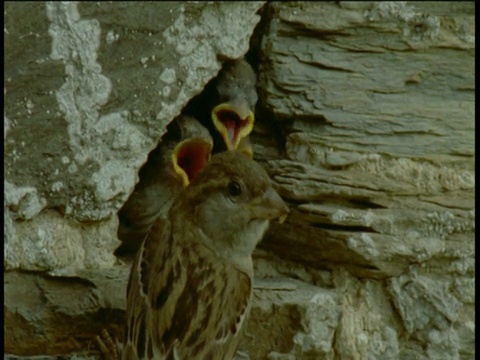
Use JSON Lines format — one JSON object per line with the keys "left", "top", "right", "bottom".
{"left": 4, "top": 1, "right": 264, "bottom": 225}
{"left": 4, "top": 2, "right": 474, "bottom": 359}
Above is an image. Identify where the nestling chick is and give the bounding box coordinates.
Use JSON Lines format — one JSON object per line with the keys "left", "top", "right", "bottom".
{"left": 123, "top": 151, "right": 289, "bottom": 360}
{"left": 210, "top": 58, "right": 258, "bottom": 156}
{"left": 115, "top": 115, "right": 212, "bottom": 257}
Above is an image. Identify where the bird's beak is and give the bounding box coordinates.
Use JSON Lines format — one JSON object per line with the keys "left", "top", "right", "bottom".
{"left": 211, "top": 98, "right": 255, "bottom": 151}
{"left": 250, "top": 187, "right": 289, "bottom": 224}
{"left": 172, "top": 138, "right": 213, "bottom": 188}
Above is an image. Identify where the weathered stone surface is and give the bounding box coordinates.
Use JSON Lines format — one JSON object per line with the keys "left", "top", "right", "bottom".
{"left": 243, "top": 278, "right": 339, "bottom": 359}
{"left": 262, "top": 159, "right": 474, "bottom": 279}
{"left": 4, "top": 1, "right": 263, "bottom": 271}
{"left": 4, "top": 267, "right": 128, "bottom": 356}
{"left": 4, "top": 2, "right": 474, "bottom": 360}
{"left": 4, "top": 208, "right": 119, "bottom": 272}
{"left": 5, "top": 264, "right": 334, "bottom": 359}
{"left": 254, "top": 1, "right": 474, "bottom": 359}
{"left": 5, "top": 1, "right": 264, "bottom": 222}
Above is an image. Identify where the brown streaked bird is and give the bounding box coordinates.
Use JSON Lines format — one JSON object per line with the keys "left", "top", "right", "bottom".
{"left": 210, "top": 58, "right": 258, "bottom": 156}
{"left": 114, "top": 115, "right": 213, "bottom": 257}
{"left": 123, "top": 150, "right": 289, "bottom": 360}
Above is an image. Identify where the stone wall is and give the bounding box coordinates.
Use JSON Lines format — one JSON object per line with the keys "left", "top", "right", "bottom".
{"left": 4, "top": 2, "right": 474, "bottom": 359}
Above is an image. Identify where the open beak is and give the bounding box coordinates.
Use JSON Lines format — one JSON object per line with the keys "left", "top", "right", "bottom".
{"left": 249, "top": 187, "right": 289, "bottom": 224}
{"left": 211, "top": 98, "right": 255, "bottom": 151}
{"left": 172, "top": 138, "right": 213, "bottom": 188}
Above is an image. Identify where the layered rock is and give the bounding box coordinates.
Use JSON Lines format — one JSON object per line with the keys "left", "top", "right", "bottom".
{"left": 5, "top": 2, "right": 474, "bottom": 359}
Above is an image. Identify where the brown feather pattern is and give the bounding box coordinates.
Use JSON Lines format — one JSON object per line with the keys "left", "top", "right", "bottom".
{"left": 122, "top": 151, "right": 289, "bottom": 360}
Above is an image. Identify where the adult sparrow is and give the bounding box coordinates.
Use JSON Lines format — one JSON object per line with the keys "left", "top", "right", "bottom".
{"left": 122, "top": 150, "right": 289, "bottom": 359}
{"left": 211, "top": 59, "right": 258, "bottom": 156}
{"left": 115, "top": 115, "right": 212, "bottom": 257}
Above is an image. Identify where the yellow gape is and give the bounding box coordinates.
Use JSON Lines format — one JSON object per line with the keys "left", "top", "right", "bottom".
{"left": 172, "top": 138, "right": 213, "bottom": 188}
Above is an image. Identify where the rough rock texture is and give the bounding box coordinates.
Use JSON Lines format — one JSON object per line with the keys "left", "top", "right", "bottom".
{"left": 4, "top": 2, "right": 474, "bottom": 360}
{"left": 254, "top": 2, "right": 474, "bottom": 359}
{"left": 4, "top": 0, "right": 263, "bottom": 271}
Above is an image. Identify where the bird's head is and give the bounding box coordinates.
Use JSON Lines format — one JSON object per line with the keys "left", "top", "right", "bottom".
{"left": 171, "top": 138, "right": 213, "bottom": 188}
{"left": 175, "top": 151, "right": 289, "bottom": 258}
{"left": 211, "top": 101, "right": 254, "bottom": 152}
{"left": 211, "top": 59, "right": 258, "bottom": 153}
{"left": 175, "top": 115, "right": 212, "bottom": 141}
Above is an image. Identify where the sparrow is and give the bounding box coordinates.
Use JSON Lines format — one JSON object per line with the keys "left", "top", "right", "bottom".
{"left": 122, "top": 150, "right": 289, "bottom": 360}
{"left": 115, "top": 115, "right": 213, "bottom": 257}
{"left": 211, "top": 59, "right": 258, "bottom": 156}
{"left": 184, "top": 58, "right": 257, "bottom": 157}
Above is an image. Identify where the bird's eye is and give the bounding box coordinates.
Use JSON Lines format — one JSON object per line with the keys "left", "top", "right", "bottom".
{"left": 227, "top": 181, "right": 242, "bottom": 197}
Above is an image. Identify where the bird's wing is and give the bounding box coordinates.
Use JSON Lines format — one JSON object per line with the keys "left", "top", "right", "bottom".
{"left": 115, "top": 140, "right": 178, "bottom": 257}
{"left": 123, "top": 218, "right": 174, "bottom": 360}
{"left": 210, "top": 268, "right": 252, "bottom": 357}
{"left": 146, "top": 236, "right": 208, "bottom": 357}
{"left": 169, "top": 256, "right": 252, "bottom": 359}
{"left": 149, "top": 238, "right": 252, "bottom": 359}
{"left": 124, "top": 216, "right": 253, "bottom": 359}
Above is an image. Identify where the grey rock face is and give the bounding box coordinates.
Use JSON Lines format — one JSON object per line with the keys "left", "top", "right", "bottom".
{"left": 4, "top": 2, "right": 474, "bottom": 359}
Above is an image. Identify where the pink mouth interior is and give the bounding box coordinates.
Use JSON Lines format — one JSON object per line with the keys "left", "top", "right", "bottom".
{"left": 216, "top": 109, "right": 249, "bottom": 146}
{"left": 176, "top": 143, "right": 210, "bottom": 182}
